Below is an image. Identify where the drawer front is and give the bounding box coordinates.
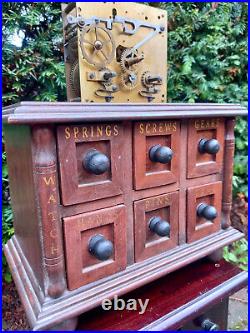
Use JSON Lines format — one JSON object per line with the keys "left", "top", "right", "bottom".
{"left": 133, "top": 120, "right": 180, "bottom": 190}
{"left": 134, "top": 192, "right": 179, "bottom": 262}
{"left": 63, "top": 205, "right": 126, "bottom": 290}
{"left": 187, "top": 118, "right": 225, "bottom": 178}
{"left": 57, "top": 123, "right": 124, "bottom": 205}
{"left": 187, "top": 182, "right": 222, "bottom": 243}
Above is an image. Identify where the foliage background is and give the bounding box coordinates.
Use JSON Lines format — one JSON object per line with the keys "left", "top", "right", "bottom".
{"left": 2, "top": 2, "right": 248, "bottom": 279}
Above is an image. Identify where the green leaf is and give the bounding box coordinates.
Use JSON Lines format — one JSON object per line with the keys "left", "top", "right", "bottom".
{"left": 4, "top": 271, "right": 12, "bottom": 283}
{"left": 227, "top": 252, "right": 238, "bottom": 262}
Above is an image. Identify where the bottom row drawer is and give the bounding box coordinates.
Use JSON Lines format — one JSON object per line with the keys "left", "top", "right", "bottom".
{"left": 64, "top": 182, "right": 222, "bottom": 290}
{"left": 134, "top": 191, "right": 179, "bottom": 262}
{"left": 187, "top": 181, "right": 222, "bottom": 243}
{"left": 64, "top": 205, "right": 127, "bottom": 290}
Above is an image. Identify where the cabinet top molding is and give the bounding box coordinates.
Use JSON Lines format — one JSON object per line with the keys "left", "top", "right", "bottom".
{"left": 2, "top": 102, "right": 247, "bottom": 124}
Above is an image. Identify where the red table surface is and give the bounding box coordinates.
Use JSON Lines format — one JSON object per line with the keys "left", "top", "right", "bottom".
{"left": 76, "top": 258, "right": 245, "bottom": 331}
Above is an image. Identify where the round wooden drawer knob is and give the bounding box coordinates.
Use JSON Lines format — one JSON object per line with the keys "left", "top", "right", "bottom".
{"left": 198, "top": 138, "right": 220, "bottom": 154}
{"left": 197, "top": 203, "right": 217, "bottom": 221}
{"left": 149, "top": 216, "right": 170, "bottom": 237}
{"left": 88, "top": 234, "right": 113, "bottom": 261}
{"left": 149, "top": 144, "right": 173, "bottom": 164}
{"left": 83, "top": 149, "right": 110, "bottom": 175}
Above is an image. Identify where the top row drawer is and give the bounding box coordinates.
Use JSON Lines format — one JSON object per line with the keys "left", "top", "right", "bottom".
{"left": 57, "top": 119, "right": 225, "bottom": 206}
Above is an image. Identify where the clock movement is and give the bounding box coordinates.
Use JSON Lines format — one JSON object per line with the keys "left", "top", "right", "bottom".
{"left": 62, "top": 2, "right": 167, "bottom": 102}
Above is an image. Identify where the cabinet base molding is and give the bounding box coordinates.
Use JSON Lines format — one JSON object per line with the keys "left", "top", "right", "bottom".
{"left": 4, "top": 228, "right": 243, "bottom": 331}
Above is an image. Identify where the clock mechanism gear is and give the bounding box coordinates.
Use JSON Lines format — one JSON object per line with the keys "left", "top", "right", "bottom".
{"left": 120, "top": 72, "right": 138, "bottom": 90}
{"left": 141, "top": 71, "right": 152, "bottom": 87}
{"left": 93, "top": 68, "right": 119, "bottom": 102}
{"left": 141, "top": 70, "right": 162, "bottom": 88}
{"left": 120, "top": 48, "right": 144, "bottom": 73}
{"left": 69, "top": 60, "right": 80, "bottom": 96}
{"left": 95, "top": 80, "right": 119, "bottom": 102}
{"left": 140, "top": 71, "right": 163, "bottom": 102}
{"left": 79, "top": 23, "right": 116, "bottom": 69}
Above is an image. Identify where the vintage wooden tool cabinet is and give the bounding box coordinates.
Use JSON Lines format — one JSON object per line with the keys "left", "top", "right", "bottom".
{"left": 3, "top": 102, "right": 247, "bottom": 330}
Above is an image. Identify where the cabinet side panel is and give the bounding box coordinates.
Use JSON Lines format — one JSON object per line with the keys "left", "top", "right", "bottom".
{"left": 31, "top": 125, "right": 67, "bottom": 298}
{"left": 221, "top": 118, "right": 235, "bottom": 229}
{"left": 4, "top": 124, "right": 44, "bottom": 288}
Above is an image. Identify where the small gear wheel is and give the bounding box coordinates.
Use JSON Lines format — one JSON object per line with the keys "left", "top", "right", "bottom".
{"left": 120, "top": 48, "right": 144, "bottom": 73}
{"left": 79, "top": 23, "right": 115, "bottom": 69}
{"left": 141, "top": 71, "right": 152, "bottom": 87}
{"left": 69, "top": 61, "right": 80, "bottom": 96}
{"left": 120, "top": 72, "right": 138, "bottom": 90}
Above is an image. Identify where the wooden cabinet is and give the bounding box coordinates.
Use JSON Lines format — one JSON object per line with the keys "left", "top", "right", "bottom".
{"left": 3, "top": 102, "right": 247, "bottom": 330}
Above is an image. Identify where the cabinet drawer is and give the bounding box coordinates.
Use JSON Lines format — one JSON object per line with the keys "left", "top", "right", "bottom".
{"left": 134, "top": 192, "right": 179, "bottom": 262}
{"left": 57, "top": 123, "right": 124, "bottom": 205}
{"left": 63, "top": 205, "right": 127, "bottom": 290}
{"left": 133, "top": 120, "right": 180, "bottom": 190}
{"left": 187, "top": 118, "right": 225, "bottom": 178}
{"left": 187, "top": 182, "right": 222, "bottom": 243}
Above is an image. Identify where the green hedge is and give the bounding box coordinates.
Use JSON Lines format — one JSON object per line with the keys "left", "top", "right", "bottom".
{"left": 2, "top": 2, "right": 248, "bottom": 280}
{"left": 162, "top": 2, "right": 248, "bottom": 198}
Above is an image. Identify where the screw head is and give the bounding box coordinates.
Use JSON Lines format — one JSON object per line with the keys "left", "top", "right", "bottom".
{"left": 94, "top": 40, "right": 103, "bottom": 50}
{"left": 129, "top": 73, "right": 137, "bottom": 83}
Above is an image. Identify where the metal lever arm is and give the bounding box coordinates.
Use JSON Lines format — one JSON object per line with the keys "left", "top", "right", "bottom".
{"left": 67, "top": 14, "right": 165, "bottom": 54}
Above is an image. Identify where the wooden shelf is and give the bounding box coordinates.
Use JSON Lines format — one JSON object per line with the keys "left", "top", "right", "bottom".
{"left": 2, "top": 102, "right": 247, "bottom": 124}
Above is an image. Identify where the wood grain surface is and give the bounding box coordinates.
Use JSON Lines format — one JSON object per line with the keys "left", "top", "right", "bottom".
{"left": 2, "top": 102, "right": 247, "bottom": 124}
{"left": 187, "top": 181, "right": 222, "bottom": 243}
{"left": 2, "top": 102, "right": 247, "bottom": 330}
{"left": 187, "top": 118, "right": 225, "bottom": 178}
{"left": 222, "top": 118, "right": 236, "bottom": 229}
{"left": 76, "top": 259, "right": 247, "bottom": 331}
{"left": 133, "top": 120, "right": 180, "bottom": 189}
{"left": 63, "top": 205, "right": 127, "bottom": 289}
{"left": 57, "top": 123, "right": 125, "bottom": 205}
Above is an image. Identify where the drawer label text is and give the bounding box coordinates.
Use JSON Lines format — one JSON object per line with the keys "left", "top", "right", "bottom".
{"left": 138, "top": 121, "right": 177, "bottom": 135}
{"left": 64, "top": 124, "right": 119, "bottom": 140}
{"left": 194, "top": 118, "right": 219, "bottom": 130}
{"left": 42, "top": 173, "right": 60, "bottom": 257}
{"left": 145, "top": 195, "right": 170, "bottom": 211}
